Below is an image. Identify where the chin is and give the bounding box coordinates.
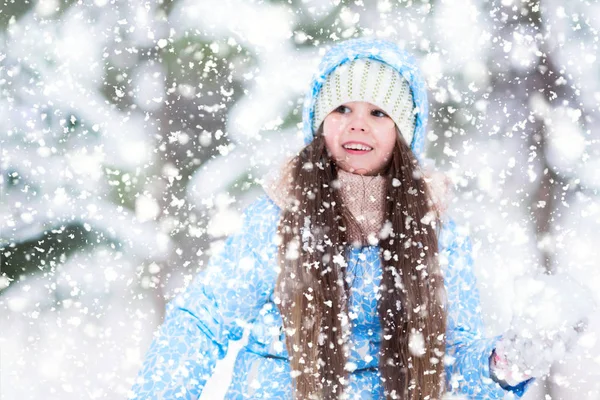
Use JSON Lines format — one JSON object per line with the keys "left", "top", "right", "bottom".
{"left": 347, "top": 166, "right": 376, "bottom": 175}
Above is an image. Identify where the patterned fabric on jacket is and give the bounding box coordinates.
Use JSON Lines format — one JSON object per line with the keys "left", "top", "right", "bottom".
{"left": 129, "top": 195, "right": 533, "bottom": 399}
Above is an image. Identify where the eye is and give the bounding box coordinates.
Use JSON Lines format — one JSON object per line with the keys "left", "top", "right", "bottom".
{"left": 371, "top": 109, "right": 388, "bottom": 118}
{"left": 334, "top": 105, "right": 351, "bottom": 114}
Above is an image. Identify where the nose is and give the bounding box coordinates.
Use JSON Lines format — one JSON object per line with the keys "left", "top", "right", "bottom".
{"left": 348, "top": 112, "right": 368, "bottom": 132}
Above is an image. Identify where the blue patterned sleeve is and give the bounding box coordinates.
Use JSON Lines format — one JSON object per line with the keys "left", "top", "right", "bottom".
{"left": 439, "top": 219, "right": 535, "bottom": 399}
{"left": 128, "top": 196, "right": 277, "bottom": 399}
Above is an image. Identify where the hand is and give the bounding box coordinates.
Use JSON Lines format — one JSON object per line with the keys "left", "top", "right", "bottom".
{"left": 492, "top": 273, "right": 596, "bottom": 385}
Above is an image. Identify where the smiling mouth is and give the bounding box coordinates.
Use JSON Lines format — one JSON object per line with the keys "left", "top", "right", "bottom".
{"left": 342, "top": 143, "right": 373, "bottom": 154}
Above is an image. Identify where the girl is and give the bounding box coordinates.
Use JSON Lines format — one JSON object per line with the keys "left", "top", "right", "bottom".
{"left": 129, "top": 38, "right": 583, "bottom": 399}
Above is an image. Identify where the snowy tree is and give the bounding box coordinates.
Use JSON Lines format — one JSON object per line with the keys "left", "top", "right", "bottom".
{"left": 1, "top": 0, "right": 598, "bottom": 399}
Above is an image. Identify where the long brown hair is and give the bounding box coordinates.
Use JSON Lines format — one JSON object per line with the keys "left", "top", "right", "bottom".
{"left": 275, "top": 125, "right": 447, "bottom": 399}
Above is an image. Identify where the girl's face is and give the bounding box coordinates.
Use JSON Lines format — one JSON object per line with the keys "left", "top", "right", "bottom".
{"left": 322, "top": 101, "right": 397, "bottom": 176}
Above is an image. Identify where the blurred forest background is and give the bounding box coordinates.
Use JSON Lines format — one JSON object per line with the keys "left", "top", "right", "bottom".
{"left": 1, "top": 0, "right": 599, "bottom": 399}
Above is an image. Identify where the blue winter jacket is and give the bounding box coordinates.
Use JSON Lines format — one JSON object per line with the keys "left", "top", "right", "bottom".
{"left": 129, "top": 39, "right": 535, "bottom": 399}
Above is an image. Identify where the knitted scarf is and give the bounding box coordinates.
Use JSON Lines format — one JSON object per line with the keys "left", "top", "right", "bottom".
{"left": 262, "top": 163, "right": 387, "bottom": 246}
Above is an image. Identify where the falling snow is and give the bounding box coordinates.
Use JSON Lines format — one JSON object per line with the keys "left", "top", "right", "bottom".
{"left": 1, "top": 0, "right": 600, "bottom": 399}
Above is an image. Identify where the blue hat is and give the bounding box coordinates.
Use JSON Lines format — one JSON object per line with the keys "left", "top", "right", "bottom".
{"left": 302, "top": 38, "right": 429, "bottom": 162}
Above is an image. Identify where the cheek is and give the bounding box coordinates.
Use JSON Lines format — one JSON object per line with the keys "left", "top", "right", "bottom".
{"left": 324, "top": 135, "right": 336, "bottom": 156}
{"left": 323, "top": 117, "right": 343, "bottom": 149}
{"left": 376, "top": 125, "right": 398, "bottom": 154}
{"left": 323, "top": 114, "right": 343, "bottom": 134}
{"left": 382, "top": 136, "right": 396, "bottom": 154}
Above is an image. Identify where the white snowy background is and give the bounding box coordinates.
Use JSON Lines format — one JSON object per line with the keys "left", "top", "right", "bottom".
{"left": 1, "top": 0, "right": 599, "bottom": 399}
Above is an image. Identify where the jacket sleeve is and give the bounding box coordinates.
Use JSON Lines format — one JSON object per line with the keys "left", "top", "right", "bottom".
{"left": 440, "top": 219, "right": 535, "bottom": 399}
{"left": 128, "top": 197, "right": 277, "bottom": 399}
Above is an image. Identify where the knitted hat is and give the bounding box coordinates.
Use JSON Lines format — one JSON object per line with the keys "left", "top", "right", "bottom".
{"left": 312, "top": 58, "right": 416, "bottom": 146}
